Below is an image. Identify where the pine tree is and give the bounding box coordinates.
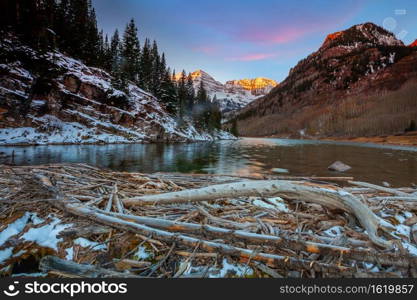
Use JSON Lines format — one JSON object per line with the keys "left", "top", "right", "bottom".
{"left": 55, "top": 0, "right": 70, "bottom": 51}
{"left": 121, "top": 19, "right": 141, "bottom": 83}
{"left": 102, "top": 34, "right": 112, "bottom": 71}
{"left": 110, "top": 29, "right": 121, "bottom": 74}
{"left": 177, "top": 70, "right": 188, "bottom": 123}
{"left": 139, "top": 38, "right": 152, "bottom": 91}
{"left": 67, "top": 0, "right": 90, "bottom": 60}
{"left": 160, "top": 68, "right": 178, "bottom": 114}
{"left": 194, "top": 80, "right": 210, "bottom": 129}
{"left": 209, "top": 101, "right": 222, "bottom": 132}
{"left": 186, "top": 73, "right": 195, "bottom": 115}
{"left": 150, "top": 41, "right": 162, "bottom": 97}
{"left": 85, "top": 5, "right": 101, "bottom": 66}
{"left": 230, "top": 119, "right": 239, "bottom": 137}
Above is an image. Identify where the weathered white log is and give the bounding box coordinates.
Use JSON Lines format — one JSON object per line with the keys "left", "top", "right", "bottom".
{"left": 369, "top": 197, "right": 417, "bottom": 202}
{"left": 40, "top": 256, "right": 143, "bottom": 278}
{"left": 349, "top": 181, "right": 410, "bottom": 197}
{"left": 123, "top": 180, "right": 395, "bottom": 248}
{"left": 113, "top": 184, "right": 125, "bottom": 214}
{"left": 105, "top": 192, "right": 113, "bottom": 212}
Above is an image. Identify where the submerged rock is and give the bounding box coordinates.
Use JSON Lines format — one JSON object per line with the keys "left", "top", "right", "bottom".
{"left": 328, "top": 161, "right": 352, "bottom": 172}
{"left": 271, "top": 168, "right": 290, "bottom": 174}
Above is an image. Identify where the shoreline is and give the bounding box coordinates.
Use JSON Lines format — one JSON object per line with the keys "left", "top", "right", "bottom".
{"left": 250, "top": 131, "right": 417, "bottom": 147}
{"left": 320, "top": 132, "right": 417, "bottom": 147}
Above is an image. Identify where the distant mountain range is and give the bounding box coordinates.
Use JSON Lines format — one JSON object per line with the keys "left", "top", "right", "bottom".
{"left": 233, "top": 23, "right": 417, "bottom": 138}
{"left": 174, "top": 70, "right": 278, "bottom": 113}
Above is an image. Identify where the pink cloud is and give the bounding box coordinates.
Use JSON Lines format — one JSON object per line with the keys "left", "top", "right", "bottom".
{"left": 239, "top": 27, "right": 311, "bottom": 44}
{"left": 227, "top": 53, "right": 277, "bottom": 62}
{"left": 192, "top": 45, "right": 219, "bottom": 55}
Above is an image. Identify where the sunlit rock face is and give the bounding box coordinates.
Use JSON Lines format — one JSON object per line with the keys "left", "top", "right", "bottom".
{"left": 174, "top": 70, "right": 278, "bottom": 113}
{"left": 410, "top": 40, "right": 417, "bottom": 48}
{"left": 225, "top": 78, "right": 278, "bottom": 96}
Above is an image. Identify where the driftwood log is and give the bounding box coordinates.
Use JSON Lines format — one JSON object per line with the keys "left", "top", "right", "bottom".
{"left": 40, "top": 256, "right": 143, "bottom": 278}
{"left": 123, "top": 180, "right": 395, "bottom": 248}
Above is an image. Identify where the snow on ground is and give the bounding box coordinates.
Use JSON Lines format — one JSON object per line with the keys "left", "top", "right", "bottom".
{"left": 0, "top": 213, "right": 31, "bottom": 246}
{"left": 0, "top": 248, "right": 14, "bottom": 265}
{"left": 183, "top": 258, "right": 254, "bottom": 278}
{"left": 74, "top": 238, "right": 107, "bottom": 251}
{"left": 134, "top": 246, "right": 154, "bottom": 261}
{"left": 251, "top": 197, "right": 290, "bottom": 212}
{"left": 21, "top": 216, "right": 72, "bottom": 251}
{"left": 65, "top": 247, "right": 74, "bottom": 261}
{"left": 0, "top": 213, "right": 73, "bottom": 267}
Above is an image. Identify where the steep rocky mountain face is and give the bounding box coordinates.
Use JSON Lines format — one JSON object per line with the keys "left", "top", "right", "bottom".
{"left": 235, "top": 23, "right": 417, "bottom": 138}
{"left": 175, "top": 70, "right": 278, "bottom": 113}
{"left": 0, "top": 35, "right": 234, "bottom": 145}
{"left": 410, "top": 40, "right": 417, "bottom": 48}
{"left": 225, "top": 78, "right": 277, "bottom": 96}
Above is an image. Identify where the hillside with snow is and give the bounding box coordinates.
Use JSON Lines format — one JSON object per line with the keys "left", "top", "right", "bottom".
{"left": 0, "top": 36, "right": 235, "bottom": 145}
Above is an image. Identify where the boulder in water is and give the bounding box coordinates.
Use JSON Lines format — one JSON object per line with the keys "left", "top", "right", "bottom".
{"left": 271, "top": 168, "right": 290, "bottom": 174}
{"left": 328, "top": 161, "right": 352, "bottom": 172}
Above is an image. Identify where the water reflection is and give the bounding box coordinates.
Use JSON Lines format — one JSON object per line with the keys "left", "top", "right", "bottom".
{"left": 0, "top": 138, "right": 416, "bottom": 187}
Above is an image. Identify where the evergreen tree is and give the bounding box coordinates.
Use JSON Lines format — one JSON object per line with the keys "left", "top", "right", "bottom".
{"left": 230, "top": 119, "right": 239, "bottom": 137}
{"left": 186, "top": 73, "right": 195, "bottom": 115}
{"left": 67, "top": 0, "right": 90, "bottom": 59}
{"left": 160, "top": 68, "right": 178, "bottom": 114}
{"left": 194, "top": 80, "right": 210, "bottom": 129}
{"left": 150, "top": 41, "right": 162, "bottom": 97}
{"left": 209, "top": 101, "right": 222, "bottom": 132}
{"left": 139, "top": 38, "right": 152, "bottom": 91}
{"left": 177, "top": 70, "right": 188, "bottom": 123}
{"left": 85, "top": 4, "right": 101, "bottom": 66}
{"left": 121, "top": 19, "right": 141, "bottom": 82}
{"left": 110, "top": 29, "right": 121, "bottom": 74}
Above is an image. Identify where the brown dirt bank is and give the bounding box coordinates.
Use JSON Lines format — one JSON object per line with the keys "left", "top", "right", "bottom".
{"left": 321, "top": 131, "right": 417, "bottom": 147}
{"left": 243, "top": 131, "right": 417, "bottom": 147}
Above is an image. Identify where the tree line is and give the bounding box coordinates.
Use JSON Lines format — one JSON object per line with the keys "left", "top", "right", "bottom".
{"left": 0, "top": 0, "right": 222, "bottom": 131}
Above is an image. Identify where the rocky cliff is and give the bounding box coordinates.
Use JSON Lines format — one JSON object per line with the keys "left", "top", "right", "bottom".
{"left": 225, "top": 78, "right": 278, "bottom": 96}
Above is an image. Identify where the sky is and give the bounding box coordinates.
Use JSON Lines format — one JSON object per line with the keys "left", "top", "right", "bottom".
{"left": 92, "top": 0, "right": 417, "bottom": 83}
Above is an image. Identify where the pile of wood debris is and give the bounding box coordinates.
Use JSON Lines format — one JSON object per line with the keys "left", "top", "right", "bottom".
{"left": 0, "top": 163, "right": 416, "bottom": 278}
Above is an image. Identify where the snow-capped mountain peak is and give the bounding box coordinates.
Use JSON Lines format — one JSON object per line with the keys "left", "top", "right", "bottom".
{"left": 174, "top": 70, "right": 278, "bottom": 113}
{"left": 322, "top": 22, "right": 404, "bottom": 50}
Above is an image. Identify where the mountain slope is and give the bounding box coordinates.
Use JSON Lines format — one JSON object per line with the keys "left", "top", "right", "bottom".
{"left": 175, "top": 70, "right": 278, "bottom": 113}
{"left": 0, "top": 35, "right": 234, "bottom": 145}
{"left": 235, "top": 23, "right": 417, "bottom": 138}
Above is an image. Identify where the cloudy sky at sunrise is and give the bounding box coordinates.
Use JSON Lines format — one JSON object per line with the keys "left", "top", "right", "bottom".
{"left": 92, "top": 0, "right": 417, "bottom": 83}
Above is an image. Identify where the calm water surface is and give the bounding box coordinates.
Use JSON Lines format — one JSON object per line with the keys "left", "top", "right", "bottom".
{"left": 0, "top": 138, "right": 416, "bottom": 187}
